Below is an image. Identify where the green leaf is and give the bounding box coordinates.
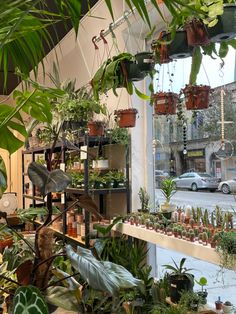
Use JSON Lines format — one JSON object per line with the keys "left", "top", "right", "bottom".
{"left": 134, "top": 85, "right": 150, "bottom": 100}
{"left": 28, "top": 162, "right": 72, "bottom": 196}
{"left": 189, "top": 47, "right": 202, "bottom": 85}
{"left": 66, "top": 244, "right": 143, "bottom": 295}
{"left": 94, "top": 217, "right": 122, "bottom": 236}
{"left": 12, "top": 285, "right": 49, "bottom": 314}
{"left": 0, "top": 104, "right": 26, "bottom": 154}
{"left": 219, "top": 42, "right": 229, "bottom": 58}
{"left": 46, "top": 286, "right": 79, "bottom": 312}
{"left": 16, "top": 207, "right": 48, "bottom": 222}
{"left": 0, "top": 156, "right": 7, "bottom": 198}
{"left": 227, "top": 39, "right": 236, "bottom": 49}
{"left": 105, "top": 0, "right": 114, "bottom": 20}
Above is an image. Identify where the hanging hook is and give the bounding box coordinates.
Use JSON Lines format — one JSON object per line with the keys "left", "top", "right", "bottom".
{"left": 109, "top": 23, "right": 116, "bottom": 38}
{"left": 100, "top": 29, "right": 107, "bottom": 44}
{"left": 92, "top": 36, "right": 99, "bottom": 50}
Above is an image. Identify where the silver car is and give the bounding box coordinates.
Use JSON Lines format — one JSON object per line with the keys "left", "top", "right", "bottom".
{"left": 218, "top": 178, "right": 236, "bottom": 194}
{"left": 172, "top": 172, "right": 218, "bottom": 192}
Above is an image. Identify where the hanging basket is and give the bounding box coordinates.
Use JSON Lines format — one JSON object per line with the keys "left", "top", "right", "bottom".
{"left": 207, "top": 5, "right": 236, "bottom": 42}
{"left": 184, "top": 19, "right": 210, "bottom": 46}
{"left": 135, "top": 52, "right": 154, "bottom": 73}
{"left": 153, "top": 92, "right": 179, "bottom": 115}
{"left": 162, "top": 31, "right": 193, "bottom": 59}
{"left": 120, "top": 61, "right": 146, "bottom": 84}
{"left": 87, "top": 121, "right": 105, "bottom": 136}
{"left": 183, "top": 85, "right": 211, "bottom": 110}
{"left": 114, "top": 108, "right": 138, "bottom": 128}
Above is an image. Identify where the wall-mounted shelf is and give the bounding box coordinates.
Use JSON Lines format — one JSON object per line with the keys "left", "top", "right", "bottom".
{"left": 66, "top": 187, "right": 127, "bottom": 195}
{"left": 112, "top": 223, "right": 233, "bottom": 269}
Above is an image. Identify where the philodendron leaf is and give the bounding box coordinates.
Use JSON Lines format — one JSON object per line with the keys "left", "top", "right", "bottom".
{"left": 28, "top": 162, "right": 72, "bottom": 196}
{"left": 12, "top": 285, "right": 49, "bottom": 314}
{"left": 0, "top": 156, "right": 7, "bottom": 198}
{"left": 46, "top": 286, "right": 79, "bottom": 312}
{"left": 16, "top": 207, "right": 48, "bottom": 222}
{"left": 66, "top": 244, "right": 143, "bottom": 295}
{"left": 52, "top": 268, "right": 82, "bottom": 292}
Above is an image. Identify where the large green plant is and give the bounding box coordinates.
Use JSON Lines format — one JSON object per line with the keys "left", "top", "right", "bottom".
{"left": 160, "top": 178, "right": 176, "bottom": 204}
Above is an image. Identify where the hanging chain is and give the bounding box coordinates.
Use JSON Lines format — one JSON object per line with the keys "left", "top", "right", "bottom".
{"left": 220, "top": 88, "right": 226, "bottom": 150}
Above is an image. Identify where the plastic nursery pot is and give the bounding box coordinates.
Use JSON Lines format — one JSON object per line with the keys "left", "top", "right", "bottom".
{"left": 120, "top": 60, "right": 146, "bottom": 82}
{"left": 169, "top": 274, "right": 194, "bottom": 303}
{"left": 183, "top": 85, "right": 211, "bottom": 110}
{"left": 162, "top": 30, "right": 193, "bottom": 59}
{"left": 208, "top": 5, "right": 236, "bottom": 42}
{"left": 135, "top": 52, "right": 154, "bottom": 73}
{"left": 87, "top": 121, "right": 104, "bottom": 136}
{"left": 184, "top": 19, "right": 210, "bottom": 46}
{"left": 153, "top": 92, "right": 179, "bottom": 115}
{"left": 114, "top": 108, "right": 138, "bottom": 128}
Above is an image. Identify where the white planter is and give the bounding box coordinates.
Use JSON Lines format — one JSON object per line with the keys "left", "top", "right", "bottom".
{"left": 92, "top": 159, "right": 109, "bottom": 169}
{"left": 160, "top": 203, "right": 176, "bottom": 212}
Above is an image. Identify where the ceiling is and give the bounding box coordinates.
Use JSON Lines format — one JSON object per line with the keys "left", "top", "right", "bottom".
{"left": 0, "top": 0, "right": 99, "bottom": 95}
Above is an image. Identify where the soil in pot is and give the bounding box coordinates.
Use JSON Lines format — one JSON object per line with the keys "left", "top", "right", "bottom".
{"left": 114, "top": 109, "right": 138, "bottom": 128}
{"left": 185, "top": 19, "right": 210, "bottom": 46}
{"left": 183, "top": 85, "right": 210, "bottom": 110}
{"left": 87, "top": 121, "right": 104, "bottom": 136}
{"left": 135, "top": 52, "right": 154, "bottom": 73}
{"left": 208, "top": 5, "right": 236, "bottom": 42}
{"left": 170, "top": 274, "right": 194, "bottom": 303}
{"left": 153, "top": 92, "right": 179, "bottom": 115}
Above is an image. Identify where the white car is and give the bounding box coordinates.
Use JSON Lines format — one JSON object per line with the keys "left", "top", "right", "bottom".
{"left": 218, "top": 178, "right": 236, "bottom": 194}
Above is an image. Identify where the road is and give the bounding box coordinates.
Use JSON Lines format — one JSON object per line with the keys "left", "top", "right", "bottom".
{"left": 155, "top": 189, "right": 236, "bottom": 212}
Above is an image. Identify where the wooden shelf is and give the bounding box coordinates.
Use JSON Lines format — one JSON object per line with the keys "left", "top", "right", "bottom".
{"left": 23, "top": 194, "right": 45, "bottom": 202}
{"left": 112, "top": 223, "right": 230, "bottom": 268}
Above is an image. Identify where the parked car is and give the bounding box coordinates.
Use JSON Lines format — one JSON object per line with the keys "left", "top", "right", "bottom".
{"left": 218, "top": 178, "right": 236, "bottom": 194}
{"left": 155, "top": 170, "right": 169, "bottom": 188}
{"left": 172, "top": 172, "right": 218, "bottom": 192}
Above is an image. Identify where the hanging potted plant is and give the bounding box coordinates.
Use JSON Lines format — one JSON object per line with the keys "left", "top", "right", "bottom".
{"left": 153, "top": 91, "right": 179, "bottom": 115}
{"left": 87, "top": 120, "right": 105, "bottom": 136}
{"left": 184, "top": 18, "right": 210, "bottom": 47}
{"left": 135, "top": 51, "right": 154, "bottom": 73}
{"left": 182, "top": 47, "right": 211, "bottom": 110}
{"left": 114, "top": 108, "right": 138, "bottom": 128}
{"left": 91, "top": 53, "right": 148, "bottom": 101}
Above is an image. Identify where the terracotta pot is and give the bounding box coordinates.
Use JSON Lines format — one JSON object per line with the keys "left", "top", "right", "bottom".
{"left": 87, "top": 121, "right": 104, "bottom": 136}
{"left": 185, "top": 19, "right": 210, "bottom": 46}
{"left": 114, "top": 108, "right": 138, "bottom": 128}
{"left": 208, "top": 5, "right": 236, "bottom": 42}
{"left": 183, "top": 85, "right": 211, "bottom": 110}
{"left": 153, "top": 92, "right": 179, "bottom": 115}
{"left": 0, "top": 237, "right": 13, "bottom": 249}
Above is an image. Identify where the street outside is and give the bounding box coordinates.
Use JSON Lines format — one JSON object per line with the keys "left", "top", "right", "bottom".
{"left": 155, "top": 189, "right": 236, "bottom": 212}
{"left": 154, "top": 189, "right": 236, "bottom": 308}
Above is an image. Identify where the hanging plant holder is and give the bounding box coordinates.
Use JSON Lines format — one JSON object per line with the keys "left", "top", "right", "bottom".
{"left": 135, "top": 52, "right": 154, "bottom": 73}
{"left": 153, "top": 92, "right": 179, "bottom": 115}
{"left": 162, "top": 30, "right": 194, "bottom": 59}
{"left": 87, "top": 121, "right": 105, "bottom": 136}
{"left": 114, "top": 108, "right": 138, "bottom": 128}
{"left": 185, "top": 19, "right": 210, "bottom": 46}
{"left": 207, "top": 5, "right": 236, "bottom": 42}
{"left": 183, "top": 85, "right": 211, "bottom": 110}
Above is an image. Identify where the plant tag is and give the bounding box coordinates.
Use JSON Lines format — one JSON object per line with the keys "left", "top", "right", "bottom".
{"left": 61, "top": 193, "right": 65, "bottom": 204}
{"left": 80, "top": 146, "right": 87, "bottom": 160}
{"left": 143, "top": 58, "right": 153, "bottom": 63}
{"left": 60, "top": 163, "right": 65, "bottom": 171}
{"left": 171, "top": 284, "right": 177, "bottom": 288}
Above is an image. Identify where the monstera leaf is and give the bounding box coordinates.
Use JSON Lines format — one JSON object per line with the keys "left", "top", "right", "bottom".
{"left": 28, "top": 162, "right": 71, "bottom": 196}
{"left": 0, "top": 156, "right": 7, "bottom": 198}
{"left": 0, "top": 104, "right": 27, "bottom": 154}
{"left": 66, "top": 245, "right": 143, "bottom": 295}
{"left": 12, "top": 285, "right": 49, "bottom": 314}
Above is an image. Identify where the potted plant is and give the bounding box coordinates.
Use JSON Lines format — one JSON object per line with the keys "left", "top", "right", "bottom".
{"left": 91, "top": 53, "right": 146, "bottom": 100}
{"left": 179, "top": 291, "right": 201, "bottom": 312}
{"left": 222, "top": 301, "right": 234, "bottom": 313}
{"left": 87, "top": 120, "right": 105, "bottom": 136}
{"left": 138, "top": 187, "right": 150, "bottom": 213}
{"left": 163, "top": 258, "right": 194, "bottom": 303}
{"left": 114, "top": 108, "right": 138, "bottom": 128}
{"left": 217, "top": 231, "right": 236, "bottom": 269}
{"left": 160, "top": 178, "right": 177, "bottom": 218}
{"left": 135, "top": 51, "right": 154, "bottom": 73}
{"left": 195, "top": 277, "right": 208, "bottom": 305}
{"left": 153, "top": 91, "right": 179, "bottom": 115}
